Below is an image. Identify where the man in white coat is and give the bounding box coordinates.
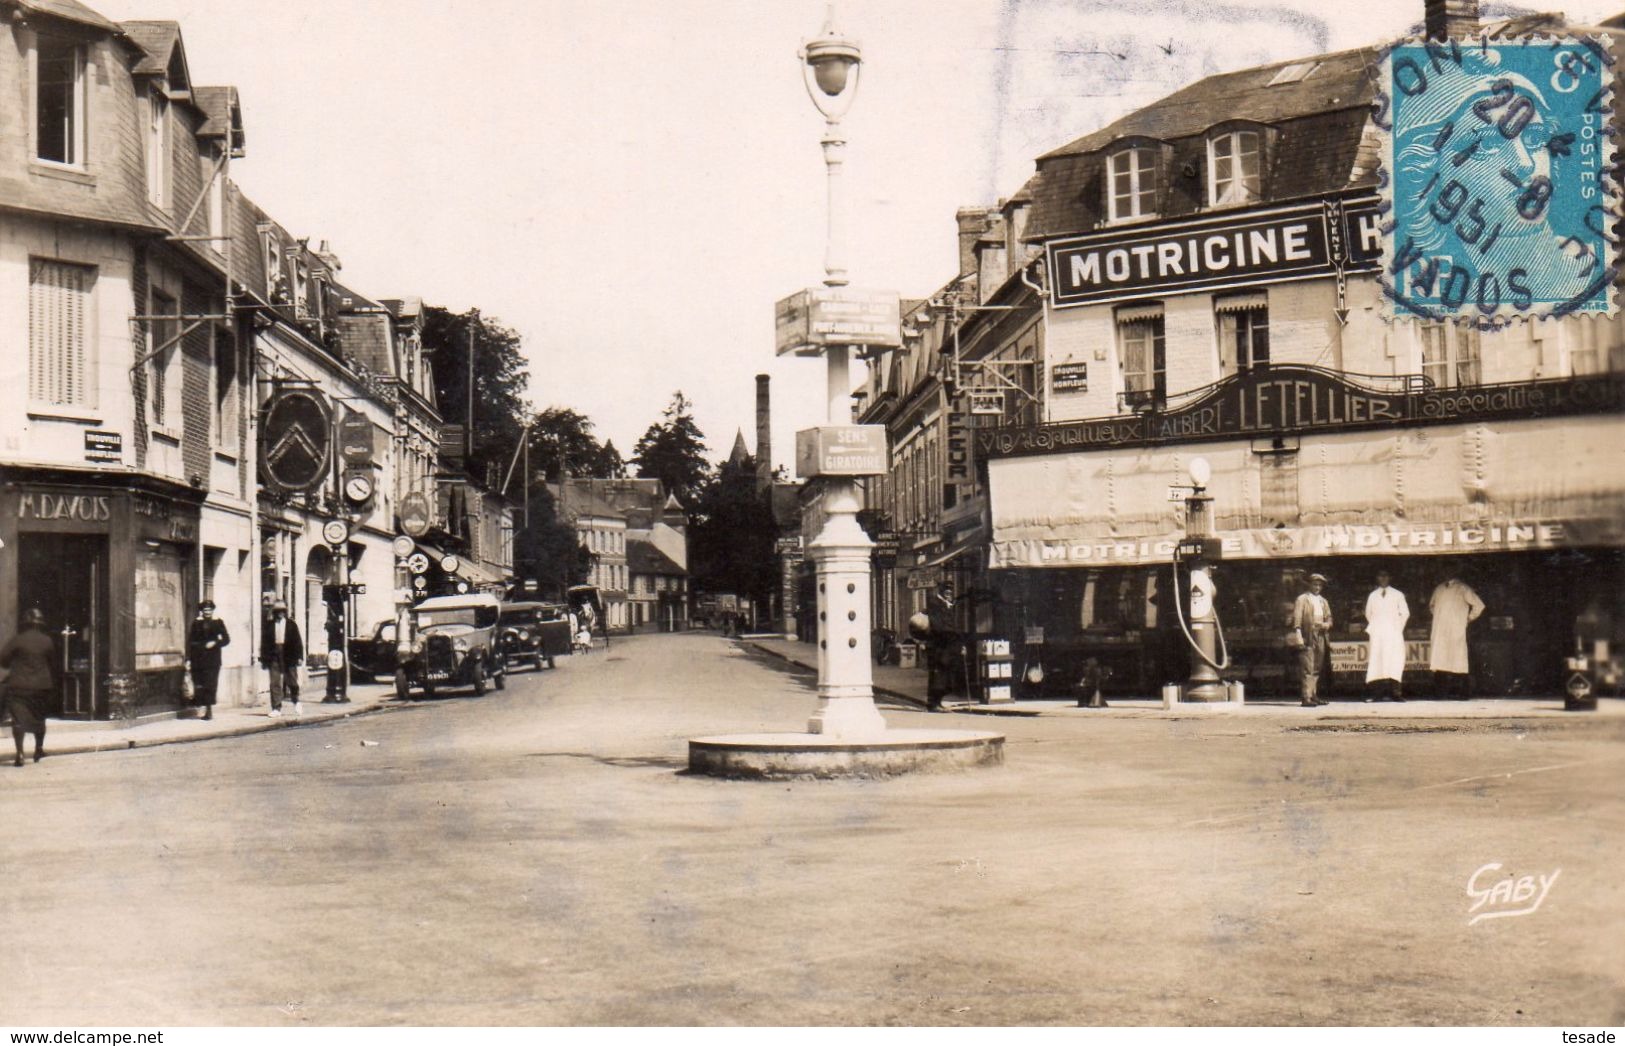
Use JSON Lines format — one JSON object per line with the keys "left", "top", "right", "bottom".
{"left": 1363, "top": 570, "right": 1410, "bottom": 702}
{"left": 1429, "top": 576, "right": 1485, "bottom": 699}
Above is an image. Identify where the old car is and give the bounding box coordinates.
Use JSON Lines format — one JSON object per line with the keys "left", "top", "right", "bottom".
{"left": 348, "top": 619, "right": 401, "bottom": 682}
{"left": 498, "top": 601, "right": 573, "bottom": 671}
{"left": 394, "top": 593, "right": 507, "bottom": 698}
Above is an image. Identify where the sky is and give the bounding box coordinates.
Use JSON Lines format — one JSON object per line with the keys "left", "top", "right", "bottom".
{"left": 87, "top": 0, "right": 1625, "bottom": 471}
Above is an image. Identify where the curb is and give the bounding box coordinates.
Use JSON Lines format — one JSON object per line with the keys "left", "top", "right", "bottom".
{"left": 41, "top": 699, "right": 408, "bottom": 758}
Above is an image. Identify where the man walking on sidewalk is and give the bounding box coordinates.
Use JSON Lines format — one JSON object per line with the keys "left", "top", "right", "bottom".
{"left": 260, "top": 599, "right": 304, "bottom": 718}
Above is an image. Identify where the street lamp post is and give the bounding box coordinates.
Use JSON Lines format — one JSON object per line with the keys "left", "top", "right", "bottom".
{"left": 797, "top": 4, "right": 884, "bottom": 739}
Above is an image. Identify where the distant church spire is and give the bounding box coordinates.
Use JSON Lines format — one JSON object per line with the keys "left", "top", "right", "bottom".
{"left": 728, "top": 428, "right": 751, "bottom": 468}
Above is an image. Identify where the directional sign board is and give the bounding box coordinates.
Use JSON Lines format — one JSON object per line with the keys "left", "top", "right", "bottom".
{"left": 968, "top": 390, "right": 1005, "bottom": 415}
{"left": 775, "top": 287, "right": 901, "bottom": 357}
{"left": 795, "top": 425, "right": 887, "bottom": 478}
{"left": 407, "top": 552, "right": 431, "bottom": 575}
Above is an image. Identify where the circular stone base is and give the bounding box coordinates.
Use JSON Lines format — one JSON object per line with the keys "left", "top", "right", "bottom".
{"left": 688, "top": 729, "right": 1004, "bottom": 780}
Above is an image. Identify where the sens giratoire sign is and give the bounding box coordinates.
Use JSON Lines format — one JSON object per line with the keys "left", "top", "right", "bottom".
{"left": 261, "top": 388, "right": 333, "bottom": 495}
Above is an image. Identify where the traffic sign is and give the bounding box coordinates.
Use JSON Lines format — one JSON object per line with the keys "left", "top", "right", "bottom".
{"left": 322, "top": 519, "right": 349, "bottom": 546}
{"left": 400, "top": 491, "right": 432, "bottom": 538}
{"left": 407, "top": 552, "right": 430, "bottom": 575}
{"left": 392, "top": 535, "right": 415, "bottom": 558}
{"left": 439, "top": 555, "right": 460, "bottom": 573}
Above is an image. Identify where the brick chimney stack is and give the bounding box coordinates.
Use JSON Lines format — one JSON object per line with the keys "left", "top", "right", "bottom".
{"left": 956, "top": 206, "right": 997, "bottom": 277}
{"left": 755, "top": 373, "right": 772, "bottom": 493}
{"left": 1425, "top": 0, "right": 1480, "bottom": 40}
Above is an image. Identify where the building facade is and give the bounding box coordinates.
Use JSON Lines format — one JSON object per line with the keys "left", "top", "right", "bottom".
{"left": 976, "top": 4, "right": 1625, "bottom": 697}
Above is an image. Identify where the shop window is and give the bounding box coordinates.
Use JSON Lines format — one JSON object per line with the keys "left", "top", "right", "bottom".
{"left": 146, "top": 86, "right": 169, "bottom": 208}
{"left": 148, "top": 289, "right": 181, "bottom": 431}
{"left": 1208, "top": 130, "right": 1261, "bottom": 207}
{"left": 1216, "top": 293, "right": 1269, "bottom": 374}
{"left": 135, "top": 545, "right": 186, "bottom": 671}
{"left": 1117, "top": 306, "right": 1166, "bottom": 407}
{"left": 36, "top": 37, "right": 85, "bottom": 166}
{"left": 28, "top": 257, "right": 95, "bottom": 408}
{"left": 1567, "top": 311, "right": 1625, "bottom": 375}
{"left": 1419, "top": 321, "right": 1481, "bottom": 387}
{"left": 1107, "top": 147, "right": 1157, "bottom": 222}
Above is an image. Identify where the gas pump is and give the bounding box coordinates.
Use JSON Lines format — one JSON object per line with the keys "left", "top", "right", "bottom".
{"left": 1170, "top": 458, "right": 1230, "bottom": 702}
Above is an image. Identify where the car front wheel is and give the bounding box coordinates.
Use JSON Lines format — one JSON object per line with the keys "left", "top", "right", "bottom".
{"left": 394, "top": 668, "right": 410, "bottom": 700}
{"left": 495, "top": 667, "right": 506, "bottom": 691}
{"left": 472, "top": 660, "right": 487, "bottom": 696}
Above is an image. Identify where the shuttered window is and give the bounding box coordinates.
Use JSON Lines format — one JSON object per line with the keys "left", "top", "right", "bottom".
{"left": 28, "top": 258, "right": 95, "bottom": 408}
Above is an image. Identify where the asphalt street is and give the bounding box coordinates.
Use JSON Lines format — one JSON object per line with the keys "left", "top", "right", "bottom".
{"left": 2, "top": 632, "right": 1622, "bottom": 1027}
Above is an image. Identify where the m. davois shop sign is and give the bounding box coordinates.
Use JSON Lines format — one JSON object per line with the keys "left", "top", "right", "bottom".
{"left": 1047, "top": 198, "right": 1381, "bottom": 307}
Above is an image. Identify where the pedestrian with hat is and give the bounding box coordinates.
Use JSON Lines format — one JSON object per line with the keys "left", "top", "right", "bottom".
{"left": 186, "top": 599, "right": 230, "bottom": 722}
{"left": 1, "top": 608, "right": 57, "bottom": 766}
{"left": 923, "top": 579, "right": 960, "bottom": 713}
{"left": 260, "top": 598, "right": 303, "bottom": 718}
{"left": 1290, "top": 573, "right": 1333, "bottom": 706}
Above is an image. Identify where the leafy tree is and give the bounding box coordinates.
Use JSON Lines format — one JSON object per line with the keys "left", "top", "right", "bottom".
{"left": 511, "top": 484, "right": 594, "bottom": 601}
{"left": 631, "top": 391, "right": 711, "bottom": 507}
{"left": 689, "top": 452, "right": 778, "bottom": 615}
{"left": 598, "top": 439, "right": 626, "bottom": 478}
{"left": 527, "top": 407, "right": 614, "bottom": 482}
{"left": 423, "top": 306, "right": 528, "bottom": 482}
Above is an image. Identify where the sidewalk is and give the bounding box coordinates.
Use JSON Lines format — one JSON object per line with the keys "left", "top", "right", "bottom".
{"left": 26, "top": 678, "right": 402, "bottom": 759}
{"left": 743, "top": 636, "right": 1625, "bottom": 720}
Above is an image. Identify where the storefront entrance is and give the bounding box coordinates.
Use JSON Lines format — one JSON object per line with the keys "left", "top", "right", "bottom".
{"left": 16, "top": 533, "right": 109, "bottom": 719}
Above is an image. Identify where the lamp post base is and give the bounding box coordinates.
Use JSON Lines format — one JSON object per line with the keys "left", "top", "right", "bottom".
{"left": 807, "top": 694, "right": 886, "bottom": 739}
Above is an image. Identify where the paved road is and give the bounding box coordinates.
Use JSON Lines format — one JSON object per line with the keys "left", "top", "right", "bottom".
{"left": 2, "top": 632, "right": 1622, "bottom": 1026}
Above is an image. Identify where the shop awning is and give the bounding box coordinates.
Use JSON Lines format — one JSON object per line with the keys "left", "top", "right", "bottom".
{"left": 1213, "top": 291, "right": 1268, "bottom": 313}
{"left": 1115, "top": 303, "right": 1164, "bottom": 323}
{"left": 985, "top": 413, "right": 1625, "bottom": 568}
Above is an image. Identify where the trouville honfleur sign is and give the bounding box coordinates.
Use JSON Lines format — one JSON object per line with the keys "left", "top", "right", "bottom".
{"left": 978, "top": 366, "right": 1625, "bottom": 459}
{"left": 1046, "top": 197, "right": 1382, "bottom": 308}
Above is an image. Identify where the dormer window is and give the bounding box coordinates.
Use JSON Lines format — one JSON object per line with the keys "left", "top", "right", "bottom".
{"left": 35, "top": 37, "right": 86, "bottom": 166}
{"left": 1107, "top": 147, "right": 1157, "bottom": 221}
{"left": 1208, "top": 130, "right": 1261, "bottom": 206}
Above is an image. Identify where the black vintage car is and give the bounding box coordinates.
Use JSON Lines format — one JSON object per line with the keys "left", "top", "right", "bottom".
{"left": 395, "top": 594, "right": 507, "bottom": 698}
{"left": 498, "top": 601, "right": 574, "bottom": 671}
{"left": 348, "top": 619, "right": 401, "bottom": 682}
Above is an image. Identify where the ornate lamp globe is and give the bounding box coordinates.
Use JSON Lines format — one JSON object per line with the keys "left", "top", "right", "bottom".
{"left": 801, "top": 10, "right": 862, "bottom": 118}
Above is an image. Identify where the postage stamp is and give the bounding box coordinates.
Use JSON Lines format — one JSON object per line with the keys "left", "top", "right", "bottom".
{"left": 1375, "top": 36, "right": 1619, "bottom": 323}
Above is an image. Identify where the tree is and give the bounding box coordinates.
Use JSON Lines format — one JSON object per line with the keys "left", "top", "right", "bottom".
{"left": 510, "top": 484, "right": 593, "bottom": 601}
{"left": 423, "top": 305, "right": 529, "bottom": 482}
{"left": 689, "top": 451, "right": 779, "bottom": 616}
{"left": 527, "top": 407, "right": 616, "bottom": 482}
{"left": 631, "top": 391, "right": 711, "bottom": 507}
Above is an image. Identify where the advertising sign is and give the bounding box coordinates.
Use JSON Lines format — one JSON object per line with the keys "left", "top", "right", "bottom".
{"left": 261, "top": 389, "right": 332, "bottom": 495}
{"left": 339, "top": 409, "right": 375, "bottom": 464}
{"left": 968, "top": 390, "right": 1005, "bottom": 415}
{"left": 775, "top": 287, "right": 902, "bottom": 357}
{"left": 1046, "top": 198, "right": 1381, "bottom": 308}
{"left": 795, "top": 425, "right": 887, "bottom": 478}
{"left": 399, "top": 491, "right": 433, "bottom": 537}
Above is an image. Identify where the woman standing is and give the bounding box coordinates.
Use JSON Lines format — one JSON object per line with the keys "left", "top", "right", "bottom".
{"left": 2, "top": 608, "right": 56, "bottom": 766}
{"left": 186, "top": 600, "right": 231, "bottom": 722}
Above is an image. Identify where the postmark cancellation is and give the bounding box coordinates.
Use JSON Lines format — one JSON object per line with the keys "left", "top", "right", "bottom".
{"left": 1375, "top": 34, "right": 1620, "bottom": 324}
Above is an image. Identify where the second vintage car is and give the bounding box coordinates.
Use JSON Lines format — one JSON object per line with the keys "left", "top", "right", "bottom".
{"left": 394, "top": 593, "right": 508, "bottom": 698}
{"left": 498, "top": 601, "right": 574, "bottom": 671}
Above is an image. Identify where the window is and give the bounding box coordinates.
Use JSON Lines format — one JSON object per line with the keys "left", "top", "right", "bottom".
{"left": 206, "top": 148, "right": 225, "bottom": 243}
{"left": 1567, "top": 312, "right": 1625, "bottom": 375}
{"left": 1419, "top": 322, "right": 1481, "bottom": 387}
{"left": 214, "top": 328, "right": 239, "bottom": 451}
{"left": 146, "top": 87, "right": 168, "bottom": 207}
{"left": 1118, "top": 308, "right": 1166, "bottom": 404}
{"left": 1267, "top": 61, "right": 1320, "bottom": 86}
{"left": 35, "top": 37, "right": 84, "bottom": 166}
{"left": 1208, "top": 130, "right": 1261, "bottom": 206}
{"left": 1216, "top": 294, "right": 1269, "bottom": 374}
{"left": 148, "top": 289, "right": 180, "bottom": 429}
{"left": 28, "top": 258, "right": 95, "bottom": 407}
{"left": 1108, "top": 147, "right": 1157, "bottom": 221}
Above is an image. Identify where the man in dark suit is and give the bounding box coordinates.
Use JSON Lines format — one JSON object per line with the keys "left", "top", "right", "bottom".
{"left": 260, "top": 598, "right": 304, "bottom": 718}
{"left": 924, "top": 581, "right": 959, "bottom": 713}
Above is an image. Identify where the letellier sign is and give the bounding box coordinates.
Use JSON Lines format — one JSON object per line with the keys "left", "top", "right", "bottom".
{"left": 775, "top": 287, "right": 902, "bottom": 357}
{"left": 795, "top": 425, "right": 887, "bottom": 478}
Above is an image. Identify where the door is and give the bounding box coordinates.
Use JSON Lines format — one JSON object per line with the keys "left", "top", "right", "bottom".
{"left": 16, "top": 534, "right": 108, "bottom": 719}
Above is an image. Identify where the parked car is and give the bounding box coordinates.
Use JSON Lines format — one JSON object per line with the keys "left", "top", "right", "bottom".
{"left": 348, "top": 619, "right": 401, "bottom": 682}
{"left": 498, "top": 601, "right": 573, "bottom": 671}
{"left": 394, "top": 593, "right": 507, "bottom": 698}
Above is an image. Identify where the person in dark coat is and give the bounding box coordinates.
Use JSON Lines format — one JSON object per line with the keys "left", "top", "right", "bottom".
{"left": 2, "top": 608, "right": 57, "bottom": 766}
{"left": 924, "top": 581, "right": 960, "bottom": 713}
{"left": 186, "top": 599, "right": 230, "bottom": 721}
{"left": 259, "top": 598, "right": 304, "bottom": 718}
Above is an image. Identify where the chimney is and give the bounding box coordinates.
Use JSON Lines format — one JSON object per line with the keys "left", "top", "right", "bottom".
{"left": 755, "top": 374, "right": 772, "bottom": 493}
{"left": 1424, "top": 0, "right": 1480, "bottom": 40}
{"left": 956, "top": 206, "right": 996, "bottom": 277}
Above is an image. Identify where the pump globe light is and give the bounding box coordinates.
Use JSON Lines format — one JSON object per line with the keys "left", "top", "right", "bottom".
{"left": 1189, "top": 456, "right": 1212, "bottom": 488}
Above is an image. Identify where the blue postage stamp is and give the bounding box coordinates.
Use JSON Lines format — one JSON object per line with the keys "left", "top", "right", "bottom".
{"left": 1377, "top": 36, "right": 1619, "bottom": 322}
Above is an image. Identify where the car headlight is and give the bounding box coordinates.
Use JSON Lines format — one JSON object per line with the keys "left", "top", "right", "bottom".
{"left": 518, "top": 629, "right": 530, "bottom": 639}
{"left": 453, "top": 638, "right": 469, "bottom": 653}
